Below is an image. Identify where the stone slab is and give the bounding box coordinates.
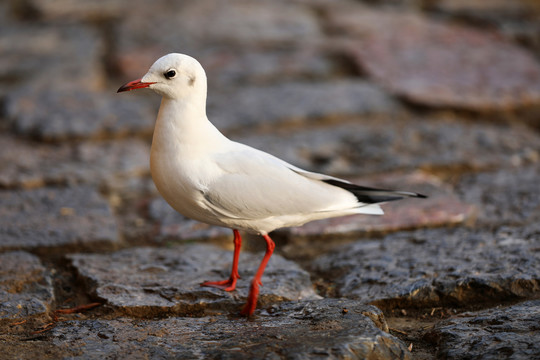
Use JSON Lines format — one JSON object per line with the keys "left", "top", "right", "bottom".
{"left": 117, "top": 47, "right": 335, "bottom": 90}
{"left": 20, "top": 0, "right": 130, "bottom": 21}
{"left": 41, "top": 300, "right": 411, "bottom": 359}
{"left": 326, "top": 4, "right": 540, "bottom": 110}
{"left": 6, "top": 88, "right": 155, "bottom": 141}
{"left": 0, "top": 186, "right": 118, "bottom": 253}
{"left": 209, "top": 80, "right": 398, "bottom": 131}
{"left": 117, "top": 0, "right": 320, "bottom": 56}
{"left": 0, "top": 135, "right": 150, "bottom": 189}
{"left": 0, "top": 251, "right": 54, "bottom": 323}
{"left": 432, "top": 300, "right": 540, "bottom": 359}
{"left": 313, "top": 225, "right": 540, "bottom": 309}
{"left": 457, "top": 165, "right": 540, "bottom": 226}
{"left": 236, "top": 116, "right": 540, "bottom": 176}
{"left": 68, "top": 244, "right": 320, "bottom": 316}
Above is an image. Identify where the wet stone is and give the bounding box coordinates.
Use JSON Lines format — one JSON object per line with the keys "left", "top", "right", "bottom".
{"left": 49, "top": 300, "right": 411, "bottom": 359}
{"left": 0, "top": 251, "right": 54, "bottom": 323}
{"left": 148, "top": 197, "right": 230, "bottom": 241}
{"left": 0, "top": 135, "right": 150, "bottom": 189}
{"left": 313, "top": 226, "right": 540, "bottom": 309}
{"left": 432, "top": 300, "right": 540, "bottom": 359}
{"left": 6, "top": 88, "right": 155, "bottom": 141}
{"left": 209, "top": 80, "right": 398, "bottom": 131}
{"left": 457, "top": 165, "right": 540, "bottom": 226}
{"left": 236, "top": 116, "right": 540, "bottom": 176}
{"left": 0, "top": 186, "right": 118, "bottom": 253}
{"left": 68, "top": 244, "right": 320, "bottom": 317}
{"left": 327, "top": 4, "right": 540, "bottom": 110}
{"left": 285, "top": 172, "right": 475, "bottom": 239}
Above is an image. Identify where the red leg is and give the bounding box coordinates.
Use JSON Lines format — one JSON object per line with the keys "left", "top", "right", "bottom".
{"left": 240, "top": 234, "right": 275, "bottom": 316}
{"left": 200, "top": 229, "right": 242, "bottom": 291}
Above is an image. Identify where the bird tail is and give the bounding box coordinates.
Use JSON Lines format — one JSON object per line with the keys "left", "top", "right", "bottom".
{"left": 322, "top": 179, "right": 427, "bottom": 204}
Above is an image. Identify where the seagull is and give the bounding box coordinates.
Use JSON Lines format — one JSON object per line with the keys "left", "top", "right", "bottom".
{"left": 118, "top": 53, "right": 426, "bottom": 316}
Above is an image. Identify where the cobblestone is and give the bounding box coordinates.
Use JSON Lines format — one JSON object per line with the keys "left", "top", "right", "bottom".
{"left": 69, "top": 244, "right": 320, "bottom": 317}
{"left": 313, "top": 225, "right": 540, "bottom": 308}
{"left": 326, "top": 4, "right": 540, "bottom": 110}
{"left": 432, "top": 300, "right": 540, "bottom": 359}
{"left": 44, "top": 301, "right": 410, "bottom": 360}
{"left": 0, "top": 186, "right": 118, "bottom": 253}
{"left": 0, "top": 251, "right": 53, "bottom": 323}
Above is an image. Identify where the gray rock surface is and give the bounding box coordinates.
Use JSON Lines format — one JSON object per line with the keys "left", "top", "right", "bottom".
{"left": 432, "top": 300, "right": 540, "bottom": 359}
{"left": 19, "top": 0, "right": 130, "bottom": 21}
{"left": 118, "top": 47, "right": 336, "bottom": 90}
{"left": 237, "top": 116, "right": 540, "bottom": 176}
{"left": 69, "top": 244, "right": 320, "bottom": 316}
{"left": 313, "top": 226, "right": 540, "bottom": 308}
{"left": 117, "top": 0, "right": 320, "bottom": 55}
{"left": 457, "top": 165, "right": 540, "bottom": 226}
{"left": 0, "top": 186, "right": 118, "bottom": 252}
{"left": 0, "top": 251, "right": 53, "bottom": 322}
{"left": 209, "top": 80, "right": 398, "bottom": 131}
{"left": 171, "top": 0, "right": 321, "bottom": 46}
{"left": 0, "top": 135, "right": 150, "bottom": 189}
{"left": 45, "top": 300, "right": 411, "bottom": 360}
{"left": 6, "top": 89, "right": 155, "bottom": 141}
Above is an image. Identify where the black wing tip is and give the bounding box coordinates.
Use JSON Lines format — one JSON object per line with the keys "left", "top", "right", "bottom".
{"left": 323, "top": 179, "right": 428, "bottom": 203}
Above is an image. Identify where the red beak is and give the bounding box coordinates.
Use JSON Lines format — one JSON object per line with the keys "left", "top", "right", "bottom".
{"left": 117, "top": 78, "right": 156, "bottom": 93}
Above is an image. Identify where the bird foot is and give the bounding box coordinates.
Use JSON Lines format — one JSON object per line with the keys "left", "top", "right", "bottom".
{"left": 200, "top": 277, "right": 238, "bottom": 292}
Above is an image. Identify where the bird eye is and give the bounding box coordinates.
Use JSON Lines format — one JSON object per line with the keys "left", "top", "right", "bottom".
{"left": 164, "top": 69, "right": 177, "bottom": 79}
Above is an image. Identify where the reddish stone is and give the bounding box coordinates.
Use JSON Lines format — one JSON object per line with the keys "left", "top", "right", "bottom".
{"left": 326, "top": 4, "right": 540, "bottom": 110}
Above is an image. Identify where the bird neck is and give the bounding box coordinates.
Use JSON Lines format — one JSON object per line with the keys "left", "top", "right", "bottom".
{"left": 152, "top": 96, "right": 228, "bottom": 154}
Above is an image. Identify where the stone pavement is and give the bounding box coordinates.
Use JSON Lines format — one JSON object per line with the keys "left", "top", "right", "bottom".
{"left": 1, "top": 0, "right": 539, "bottom": 359}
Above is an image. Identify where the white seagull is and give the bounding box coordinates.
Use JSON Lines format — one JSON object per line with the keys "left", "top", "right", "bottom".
{"left": 118, "top": 53, "right": 426, "bottom": 316}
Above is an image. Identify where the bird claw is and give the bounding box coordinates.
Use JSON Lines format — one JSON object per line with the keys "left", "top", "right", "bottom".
{"left": 200, "top": 277, "right": 238, "bottom": 292}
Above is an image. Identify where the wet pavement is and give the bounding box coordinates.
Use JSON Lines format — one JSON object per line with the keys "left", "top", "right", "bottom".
{"left": 1, "top": 0, "right": 539, "bottom": 359}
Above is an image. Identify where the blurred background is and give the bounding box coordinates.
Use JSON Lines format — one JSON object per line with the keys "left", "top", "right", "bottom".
{"left": 1, "top": 0, "right": 539, "bottom": 243}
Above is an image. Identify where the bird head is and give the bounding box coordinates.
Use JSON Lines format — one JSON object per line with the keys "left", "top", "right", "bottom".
{"left": 117, "top": 53, "right": 206, "bottom": 100}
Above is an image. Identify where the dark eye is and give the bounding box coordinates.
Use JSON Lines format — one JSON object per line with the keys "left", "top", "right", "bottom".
{"left": 164, "top": 69, "right": 177, "bottom": 79}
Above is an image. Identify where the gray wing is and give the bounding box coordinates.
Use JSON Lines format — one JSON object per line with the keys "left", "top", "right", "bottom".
{"left": 201, "top": 144, "right": 362, "bottom": 221}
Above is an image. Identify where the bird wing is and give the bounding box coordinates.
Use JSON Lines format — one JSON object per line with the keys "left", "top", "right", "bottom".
{"left": 201, "top": 143, "right": 377, "bottom": 221}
